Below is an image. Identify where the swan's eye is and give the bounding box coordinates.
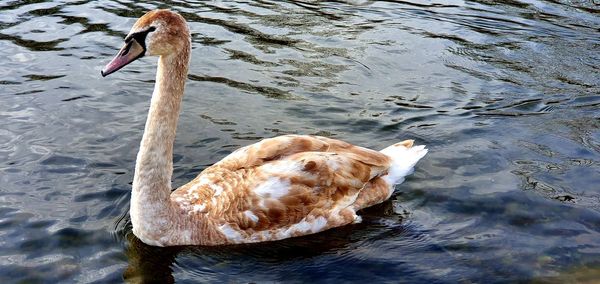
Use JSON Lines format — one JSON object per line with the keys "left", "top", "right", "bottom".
{"left": 148, "top": 26, "right": 156, "bottom": 32}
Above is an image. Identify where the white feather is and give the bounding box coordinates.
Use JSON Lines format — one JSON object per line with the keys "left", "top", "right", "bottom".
{"left": 380, "top": 144, "right": 427, "bottom": 186}
{"left": 253, "top": 177, "right": 290, "bottom": 199}
{"left": 219, "top": 224, "right": 244, "bottom": 243}
{"left": 261, "top": 160, "right": 303, "bottom": 175}
{"left": 244, "top": 210, "right": 259, "bottom": 223}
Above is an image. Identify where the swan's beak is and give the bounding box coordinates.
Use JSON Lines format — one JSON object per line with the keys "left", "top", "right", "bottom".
{"left": 101, "top": 39, "right": 145, "bottom": 77}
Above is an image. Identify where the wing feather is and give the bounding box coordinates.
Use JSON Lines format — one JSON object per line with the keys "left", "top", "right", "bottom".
{"left": 172, "top": 135, "right": 396, "bottom": 243}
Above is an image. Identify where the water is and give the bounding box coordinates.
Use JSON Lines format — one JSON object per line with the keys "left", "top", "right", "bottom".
{"left": 1, "top": 0, "right": 599, "bottom": 282}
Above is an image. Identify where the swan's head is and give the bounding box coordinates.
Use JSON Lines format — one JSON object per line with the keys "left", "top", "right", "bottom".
{"left": 101, "top": 9, "right": 190, "bottom": 77}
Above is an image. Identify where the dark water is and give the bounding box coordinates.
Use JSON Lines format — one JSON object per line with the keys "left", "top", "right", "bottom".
{"left": 1, "top": 0, "right": 599, "bottom": 282}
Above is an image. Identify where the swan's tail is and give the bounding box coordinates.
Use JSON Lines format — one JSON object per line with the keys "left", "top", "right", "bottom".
{"left": 379, "top": 140, "right": 427, "bottom": 186}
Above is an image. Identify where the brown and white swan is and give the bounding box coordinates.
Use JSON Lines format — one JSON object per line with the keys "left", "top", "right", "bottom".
{"left": 101, "top": 9, "right": 427, "bottom": 246}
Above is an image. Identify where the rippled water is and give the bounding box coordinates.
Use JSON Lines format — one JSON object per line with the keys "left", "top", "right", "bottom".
{"left": 1, "top": 0, "right": 599, "bottom": 282}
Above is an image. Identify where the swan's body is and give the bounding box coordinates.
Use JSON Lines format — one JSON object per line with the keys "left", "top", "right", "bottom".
{"left": 102, "top": 10, "right": 427, "bottom": 247}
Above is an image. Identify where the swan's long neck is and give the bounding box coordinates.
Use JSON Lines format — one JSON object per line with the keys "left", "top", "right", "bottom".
{"left": 130, "top": 45, "right": 190, "bottom": 246}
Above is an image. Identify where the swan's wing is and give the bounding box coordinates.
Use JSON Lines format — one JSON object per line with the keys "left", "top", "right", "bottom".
{"left": 213, "top": 134, "right": 391, "bottom": 171}
{"left": 207, "top": 146, "right": 393, "bottom": 243}
{"left": 171, "top": 135, "right": 397, "bottom": 244}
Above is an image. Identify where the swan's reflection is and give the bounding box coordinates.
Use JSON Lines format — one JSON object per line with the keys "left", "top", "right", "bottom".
{"left": 123, "top": 232, "right": 179, "bottom": 284}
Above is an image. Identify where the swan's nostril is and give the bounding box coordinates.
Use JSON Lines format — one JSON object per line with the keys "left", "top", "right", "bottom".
{"left": 121, "top": 42, "right": 132, "bottom": 56}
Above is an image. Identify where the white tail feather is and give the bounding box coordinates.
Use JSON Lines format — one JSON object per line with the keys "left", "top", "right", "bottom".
{"left": 380, "top": 141, "right": 427, "bottom": 186}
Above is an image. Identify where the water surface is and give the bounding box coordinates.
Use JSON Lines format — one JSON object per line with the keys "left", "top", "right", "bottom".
{"left": 1, "top": 0, "right": 599, "bottom": 283}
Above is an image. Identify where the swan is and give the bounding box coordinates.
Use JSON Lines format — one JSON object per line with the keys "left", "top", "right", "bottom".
{"left": 101, "top": 9, "right": 427, "bottom": 247}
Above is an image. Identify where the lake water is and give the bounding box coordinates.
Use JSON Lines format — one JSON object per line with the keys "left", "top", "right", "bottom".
{"left": 1, "top": 0, "right": 599, "bottom": 283}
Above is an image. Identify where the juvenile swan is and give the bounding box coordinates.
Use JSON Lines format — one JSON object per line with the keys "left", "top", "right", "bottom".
{"left": 101, "top": 10, "right": 427, "bottom": 246}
